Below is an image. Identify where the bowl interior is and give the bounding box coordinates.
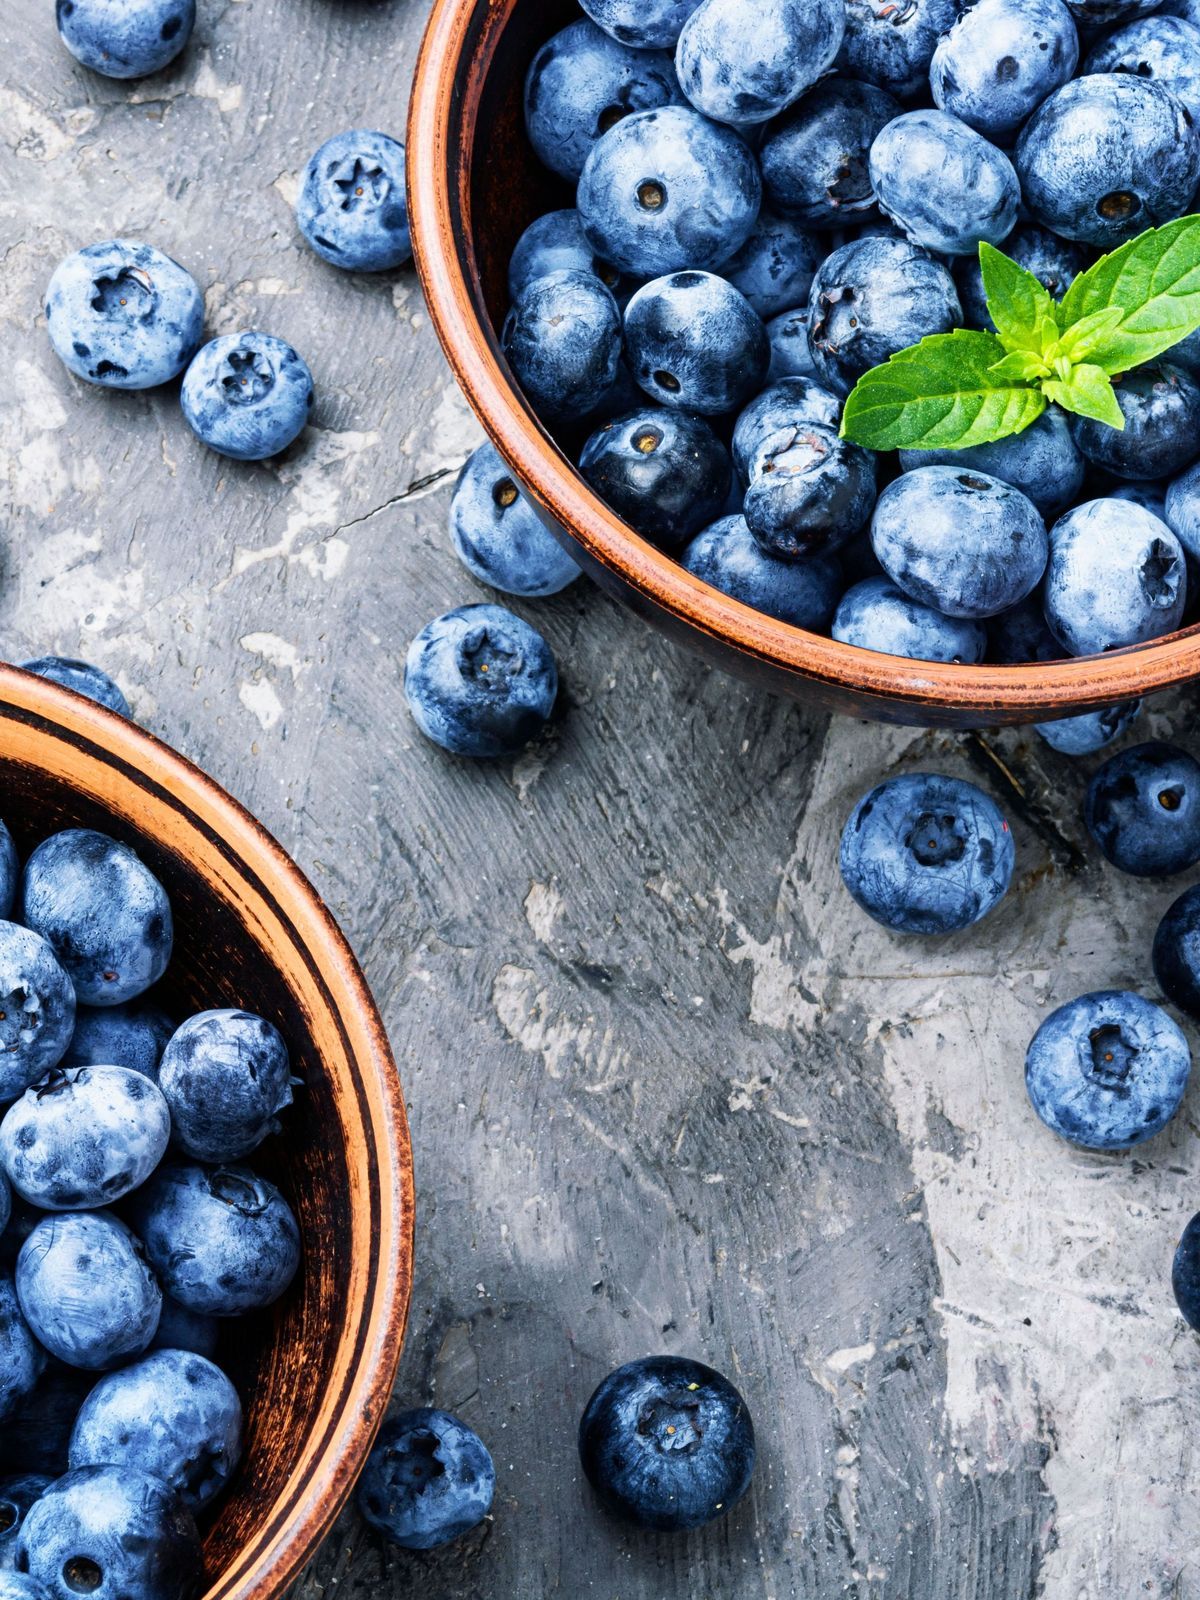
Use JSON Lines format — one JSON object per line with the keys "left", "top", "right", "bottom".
{"left": 0, "top": 675, "right": 412, "bottom": 1600}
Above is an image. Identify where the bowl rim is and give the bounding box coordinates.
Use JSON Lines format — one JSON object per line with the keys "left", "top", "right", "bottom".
{"left": 0, "top": 666, "right": 415, "bottom": 1600}
{"left": 406, "top": 0, "right": 1200, "bottom": 722}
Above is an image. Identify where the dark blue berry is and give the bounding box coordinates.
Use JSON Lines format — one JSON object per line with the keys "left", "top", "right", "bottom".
{"left": 357, "top": 1409, "right": 495, "bottom": 1551}
{"left": 1085, "top": 741, "right": 1200, "bottom": 877}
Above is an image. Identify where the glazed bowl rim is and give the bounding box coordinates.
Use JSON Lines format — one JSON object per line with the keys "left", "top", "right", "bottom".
{"left": 406, "top": 0, "right": 1200, "bottom": 721}
{"left": 0, "top": 665, "right": 414, "bottom": 1600}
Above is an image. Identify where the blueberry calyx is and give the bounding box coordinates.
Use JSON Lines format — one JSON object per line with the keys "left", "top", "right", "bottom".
{"left": 456, "top": 626, "right": 523, "bottom": 690}
{"left": 90, "top": 267, "right": 155, "bottom": 319}
{"left": 905, "top": 811, "right": 967, "bottom": 867}
{"left": 1097, "top": 190, "right": 1140, "bottom": 221}
{"left": 221, "top": 347, "right": 274, "bottom": 405}
{"left": 636, "top": 1389, "right": 704, "bottom": 1455}
{"left": 1141, "top": 542, "right": 1180, "bottom": 605}
{"left": 332, "top": 157, "right": 388, "bottom": 212}
{"left": 386, "top": 1428, "right": 447, "bottom": 1493}
{"left": 636, "top": 181, "right": 666, "bottom": 211}
{"left": 1088, "top": 1024, "right": 1137, "bottom": 1089}
{"left": 208, "top": 1169, "right": 269, "bottom": 1215}
{"left": 34, "top": 1067, "right": 77, "bottom": 1099}
{"left": 62, "top": 1555, "right": 103, "bottom": 1594}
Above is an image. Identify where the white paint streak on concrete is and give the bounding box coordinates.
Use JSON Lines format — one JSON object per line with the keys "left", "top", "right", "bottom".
{"left": 826, "top": 1342, "right": 877, "bottom": 1374}
{"left": 491, "top": 963, "right": 630, "bottom": 1086}
{"left": 401, "top": 383, "right": 484, "bottom": 499}
{"left": 239, "top": 632, "right": 307, "bottom": 680}
{"left": 238, "top": 679, "right": 283, "bottom": 730}
{"left": 0, "top": 88, "right": 73, "bottom": 161}
{"left": 230, "top": 428, "right": 379, "bottom": 578}
{"left": 3, "top": 361, "right": 102, "bottom": 513}
{"left": 524, "top": 879, "right": 565, "bottom": 943}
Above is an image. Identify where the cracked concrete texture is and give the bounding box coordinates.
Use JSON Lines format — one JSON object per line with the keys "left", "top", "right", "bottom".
{"left": 3, "top": 2, "right": 1199, "bottom": 1596}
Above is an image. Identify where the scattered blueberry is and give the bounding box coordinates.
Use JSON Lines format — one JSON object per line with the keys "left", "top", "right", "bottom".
{"left": 357, "top": 1409, "right": 495, "bottom": 1551}
{"left": 833, "top": 577, "right": 987, "bottom": 663}
{"left": 404, "top": 604, "right": 558, "bottom": 759}
{"left": 1043, "top": 499, "right": 1186, "bottom": 656}
{"left": 21, "top": 829, "right": 172, "bottom": 1008}
{"left": 743, "top": 423, "right": 876, "bottom": 560}
{"left": 0, "top": 1476, "right": 51, "bottom": 1572}
{"left": 1153, "top": 883, "right": 1200, "bottom": 1021}
{"left": 680, "top": 516, "right": 842, "bottom": 630}
{"left": 180, "top": 331, "right": 314, "bottom": 461}
{"left": 502, "top": 270, "right": 622, "bottom": 421}
{"left": 839, "top": 772, "right": 1014, "bottom": 935}
{"left": 577, "top": 106, "right": 761, "bottom": 279}
{"left": 69, "top": 1349, "right": 242, "bottom": 1510}
{"left": 158, "top": 1008, "right": 293, "bottom": 1164}
{"left": 732, "top": 377, "right": 841, "bottom": 483}
{"left": 1084, "top": 741, "right": 1200, "bottom": 877}
{"left": 0, "top": 1066, "right": 171, "bottom": 1211}
{"left": 44, "top": 241, "right": 203, "bottom": 391}
{"left": 60, "top": 1001, "right": 173, "bottom": 1080}
{"left": 1172, "top": 1211, "right": 1200, "bottom": 1330}
{"left": 930, "top": 0, "right": 1079, "bottom": 140}
{"left": 868, "top": 109, "right": 1020, "bottom": 257}
{"left": 296, "top": 130, "right": 411, "bottom": 272}
{"left": 624, "top": 272, "right": 769, "bottom": 416}
{"left": 524, "top": 20, "right": 681, "bottom": 182}
{"left": 508, "top": 211, "right": 622, "bottom": 304}
{"left": 450, "top": 443, "right": 580, "bottom": 598}
{"left": 1034, "top": 702, "right": 1143, "bottom": 756}
{"left": 18, "top": 659, "right": 129, "bottom": 718}
{"left": 17, "top": 1465, "right": 200, "bottom": 1600}
{"left": 760, "top": 77, "right": 902, "bottom": 227}
{"left": 1016, "top": 74, "right": 1198, "bottom": 248}
{"left": 806, "top": 236, "right": 961, "bottom": 397}
{"left": 16, "top": 1211, "right": 161, "bottom": 1369}
{"left": 578, "top": 0, "right": 701, "bottom": 50}
{"left": 578, "top": 1355, "right": 755, "bottom": 1531}
{"left": 55, "top": 0, "right": 195, "bottom": 78}
{"left": 0, "top": 923, "right": 75, "bottom": 1102}
{"left": 838, "top": 0, "right": 961, "bottom": 101}
{"left": 871, "top": 468, "right": 1048, "bottom": 620}
{"left": 675, "top": 0, "right": 845, "bottom": 126}
{"left": 899, "top": 407, "right": 1085, "bottom": 519}
{"left": 719, "top": 210, "right": 822, "bottom": 321}
{"left": 580, "top": 408, "right": 731, "bottom": 553}
{"left": 0, "top": 1275, "right": 44, "bottom": 1423}
{"left": 1069, "top": 364, "right": 1200, "bottom": 482}
{"left": 1025, "top": 990, "right": 1190, "bottom": 1149}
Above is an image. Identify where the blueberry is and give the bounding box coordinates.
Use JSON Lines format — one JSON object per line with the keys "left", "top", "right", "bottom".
{"left": 17, "top": 1465, "right": 200, "bottom": 1600}
{"left": 0, "top": 1171, "right": 8, "bottom": 1238}
{"left": 719, "top": 210, "right": 822, "bottom": 320}
{"left": 1084, "top": 15, "right": 1200, "bottom": 121}
{"left": 0, "top": 924, "right": 76, "bottom": 1103}
{"left": 404, "top": 605, "right": 558, "bottom": 760}
{"left": 1016, "top": 75, "right": 1198, "bottom": 248}
{"left": 1084, "top": 741, "right": 1200, "bottom": 876}
{"left": 761, "top": 78, "right": 902, "bottom": 228}
{"left": 69, "top": 1349, "right": 241, "bottom": 1510}
{"left": 871, "top": 468, "right": 1048, "bottom": 619}
{"left": 158, "top": 1009, "right": 292, "bottom": 1164}
{"left": 296, "top": 130, "right": 410, "bottom": 272}
{"left": 0, "top": 1477, "right": 51, "bottom": 1572}
{"left": 624, "top": 272, "right": 768, "bottom": 416}
{"left": 1165, "top": 458, "right": 1200, "bottom": 561}
{"left": 1113, "top": 481, "right": 1169, "bottom": 519}
{"left": 1069, "top": 364, "right": 1200, "bottom": 482}
{"left": 450, "top": 443, "right": 580, "bottom": 597}
{"left": 577, "top": 106, "right": 761, "bottom": 279}
{"left": 840, "top": 772, "right": 1014, "bottom": 934}
{"left": 0, "top": 1066, "right": 170, "bottom": 1210}
{"left": 180, "top": 332, "right": 314, "bottom": 461}
{"left": 0, "top": 1576, "right": 54, "bottom": 1600}
{"left": 680, "top": 516, "right": 842, "bottom": 628}
{"left": 1154, "top": 884, "right": 1200, "bottom": 1022}
{"left": 578, "top": 1355, "right": 754, "bottom": 1531}
{"left": 525, "top": 20, "right": 682, "bottom": 182}
{"left": 954, "top": 224, "right": 1086, "bottom": 332}
{"left": 675, "top": 0, "right": 844, "bottom": 126}
{"left": 1034, "top": 702, "right": 1143, "bottom": 755}
{"left": 732, "top": 376, "right": 841, "bottom": 481}
{"left": 744, "top": 423, "right": 876, "bottom": 559}
{"left": 21, "top": 830, "right": 172, "bottom": 1008}
{"left": 503, "top": 270, "right": 622, "bottom": 421}
{"left": 1044, "top": 499, "right": 1186, "bottom": 655}
{"left": 578, "top": 0, "right": 701, "bottom": 49}
{"left": 508, "top": 211, "right": 622, "bottom": 304}
{"left": 1025, "top": 990, "right": 1190, "bottom": 1148}
{"left": 988, "top": 594, "right": 1060, "bottom": 664}
{"left": 806, "top": 236, "right": 961, "bottom": 397}
{"left": 930, "top": 0, "right": 1079, "bottom": 140}
{"left": 839, "top": 0, "right": 961, "bottom": 101}
{"left": 16, "top": 1211, "right": 160, "bottom": 1369}
{"left": 44, "top": 241, "right": 203, "bottom": 391}
{"left": 1172, "top": 1211, "right": 1200, "bottom": 1330}
{"left": 833, "top": 577, "right": 987, "bottom": 663}
{"left": 1065, "top": 0, "right": 1167, "bottom": 21}
{"left": 148, "top": 1297, "right": 219, "bottom": 1360}
{"left": 357, "top": 1409, "right": 495, "bottom": 1551}
{"left": 580, "top": 407, "right": 731, "bottom": 552}
{"left": 61, "top": 1002, "right": 173, "bottom": 1080}
{"left": 18, "top": 660, "right": 129, "bottom": 718}
{"left": 0, "top": 1275, "right": 44, "bottom": 1422}
{"left": 900, "top": 408, "right": 1085, "bottom": 519}
{"left": 869, "top": 110, "right": 1020, "bottom": 257}
{"left": 55, "top": 0, "right": 194, "bottom": 78}
{"left": 0, "top": 1363, "right": 92, "bottom": 1477}
{"left": 765, "top": 307, "right": 819, "bottom": 381}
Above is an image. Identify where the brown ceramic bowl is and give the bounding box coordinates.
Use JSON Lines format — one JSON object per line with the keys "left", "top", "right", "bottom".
{"left": 0, "top": 668, "right": 413, "bottom": 1600}
{"left": 407, "top": 0, "right": 1200, "bottom": 728}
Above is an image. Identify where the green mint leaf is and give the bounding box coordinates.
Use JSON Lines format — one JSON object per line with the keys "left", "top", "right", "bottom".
{"left": 1042, "top": 364, "right": 1125, "bottom": 428}
{"left": 1051, "top": 306, "right": 1125, "bottom": 364}
{"left": 1035, "top": 315, "right": 1060, "bottom": 359}
{"left": 988, "top": 351, "right": 1048, "bottom": 383}
{"left": 979, "top": 241, "right": 1058, "bottom": 357}
{"left": 1056, "top": 214, "right": 1200, "bottom": 373}
{"left": 840, "top": 329, "right": 1046, "bottom": 451}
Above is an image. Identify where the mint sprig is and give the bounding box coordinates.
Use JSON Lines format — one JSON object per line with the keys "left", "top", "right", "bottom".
{"left": 839, "top": 216, "right": 1200, "bottom": 452}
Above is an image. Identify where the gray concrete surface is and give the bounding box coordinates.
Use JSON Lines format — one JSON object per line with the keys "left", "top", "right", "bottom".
{"left": 3, "top": 2, "right": 1199, "bottom": 1595}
